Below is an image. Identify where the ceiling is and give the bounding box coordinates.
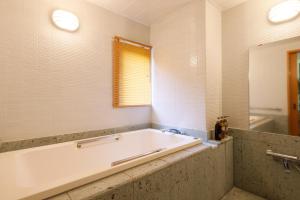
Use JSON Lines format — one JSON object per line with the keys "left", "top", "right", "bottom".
{"left": 86, "top": 0, "right": 248, "bottom": 26}
{"left": 213, "top": 0, "right": 248, "bottom": 11}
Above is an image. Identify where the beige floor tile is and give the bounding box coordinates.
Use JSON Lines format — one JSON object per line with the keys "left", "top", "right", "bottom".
{"left": 221, "top": 187, "right": 266, "bottom": 200}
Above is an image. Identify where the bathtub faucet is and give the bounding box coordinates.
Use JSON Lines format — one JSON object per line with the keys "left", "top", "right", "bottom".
{"left": 162, "top": 129, "right": 185, "bottom": 135}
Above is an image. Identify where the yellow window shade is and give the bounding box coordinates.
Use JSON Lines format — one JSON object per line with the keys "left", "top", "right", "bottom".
{"left": 113, "top": 37, "right": 152, "bottom": 107}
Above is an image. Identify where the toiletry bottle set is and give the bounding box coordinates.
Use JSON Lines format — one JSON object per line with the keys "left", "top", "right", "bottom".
{"left": 214, "top": 116, "right": 230, "bottom": 141}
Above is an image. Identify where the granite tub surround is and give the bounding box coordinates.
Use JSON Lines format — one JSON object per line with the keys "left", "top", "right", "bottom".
{"left": 250, "top": 119, "right": 274, "bottom": 134}
{"left": 0, "top": 123, "right": 210, "bottom": 153}
{"left": 250, "top": 114, "right": 288, "bottom": 135}
{"left": 0, "top": 123, "right": 151, "bottom": 153}
{"left": 229, "top": 128, "right": 300, "bottom": 200}
{"left": 48, "top": 138, "right": 233, "bottom": 200}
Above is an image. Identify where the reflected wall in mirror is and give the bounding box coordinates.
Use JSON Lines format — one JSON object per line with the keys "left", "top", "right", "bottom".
{"left": 249, "top": 36, "right": 300, "bottom": 136}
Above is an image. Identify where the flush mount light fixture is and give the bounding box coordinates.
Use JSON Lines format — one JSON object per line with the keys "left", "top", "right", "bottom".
{"left": 268, "top": 0, "right": 300, "bottom": 23}
{"left": 51, "top": 9, "right": 79, "bottom": 32}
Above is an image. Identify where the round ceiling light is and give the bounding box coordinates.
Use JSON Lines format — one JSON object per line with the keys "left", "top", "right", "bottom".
{"left": 52, "top": 9, "right": 80, "bottom": 32}
{"left": 268, "top": 0, "right": 300, "bottom": 23}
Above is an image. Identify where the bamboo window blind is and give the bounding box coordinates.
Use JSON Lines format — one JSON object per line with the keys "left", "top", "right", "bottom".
{"left": 113, "top": 36, "right": 152, "bottom": 107}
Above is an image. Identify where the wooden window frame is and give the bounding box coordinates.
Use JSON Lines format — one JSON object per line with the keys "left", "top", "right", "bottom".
{"left": 113, "top": 36, "right": 152, "bottom": 108}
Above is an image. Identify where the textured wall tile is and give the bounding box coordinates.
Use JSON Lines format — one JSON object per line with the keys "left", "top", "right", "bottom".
{"left": 263, "top": 144, "right": 300, "bottom": 200}
{"left": 230, "top": 128, "right": 300, "bottom": 200}
{"left": 132, "top": 144, "right": 230, "bottom": 200}
{"left": 150, "top": 0, "right": 208, "bottom": 132}
{"left": 240, "top": 140, "right": 267, "bottom": 197}
{"left": 225, "top": 139, "right": 234, "bottom": 193}
{"left": 124, "top": 159, "right": 168, "bottom": 181}
{"left": 89, "top": 184, "right": 133, "bottom": 200}
{"left": 0, "top": 0, "right": 151, "bottom": 142}
{"left": 187, "top": 149, "right": 214, "bottom": 200}
{"left": 0, "top": 124, "right": 151, "bottom": 153}
{"left": 211, "top": 144, "right": 227, "bottom": 200}
{"left": 168, "top": 160, "right": 193, "bottom": 200}
{"left": 232, "top": 137, "right": 243, "bottom": 188}
{"left": 223, "top": 0, "right": 300, "bottom": 129}
{"left": 68, "top": 173, "right": 131, "bottom": 200}
{"left": 133, "top": 167, "right": 171, "bottom": 200}
{"left": 47, "top": 142, "right": 232, "bottom": 200}
{"left": 205, "top": 1, "right": 223, "bottom": 130}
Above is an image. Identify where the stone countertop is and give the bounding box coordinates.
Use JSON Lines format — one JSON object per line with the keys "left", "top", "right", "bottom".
{"left": 205, "top": 136, "right": 233, "bottom": 148}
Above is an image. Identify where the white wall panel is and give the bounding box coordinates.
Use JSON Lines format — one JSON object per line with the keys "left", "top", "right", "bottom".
{"left": 0, "top": 0, "right": 151, "bottom": 141}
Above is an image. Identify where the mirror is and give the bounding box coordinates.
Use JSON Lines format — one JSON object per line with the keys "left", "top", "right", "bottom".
{"left": 249, "top": 36, "right": 300, "bottom": 136}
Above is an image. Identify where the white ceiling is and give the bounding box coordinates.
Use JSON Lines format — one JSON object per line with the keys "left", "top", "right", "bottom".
{"left": 213, "top": 0, "right": 248, "bottom": 11}
{"left": 86, "top": 0, "right": 248, "bottom": 26}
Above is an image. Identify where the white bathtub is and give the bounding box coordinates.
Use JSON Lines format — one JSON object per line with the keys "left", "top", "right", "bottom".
{"left": 0, "top": 129, "right": 201, "bottom": 200}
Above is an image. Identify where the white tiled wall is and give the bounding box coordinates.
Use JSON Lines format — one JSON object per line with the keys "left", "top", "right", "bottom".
{"left": 0, "top": 0, "right": 151, "bottom": 141}
{"left": 0, "top": 0, "right": 223, "bottom": 142}
{"left": 151, "top": 0, "right": 222, "bottom": 133}
{"left": 151, "top": 0, "right": 207, "bottom": 132}
{"left": 222, "top": 0, "right": 300, "bottom": 129}
{"left": 205, "top": 1, "right": 222, "bottom": 130}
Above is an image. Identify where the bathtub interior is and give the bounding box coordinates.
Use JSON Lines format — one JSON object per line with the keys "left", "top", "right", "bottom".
{"left": 0, "top": 129, "right": 201, "bottom": 200}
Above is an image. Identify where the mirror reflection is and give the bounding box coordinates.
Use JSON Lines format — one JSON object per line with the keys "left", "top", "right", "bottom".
{"left": 249, "top": 37, "right": 300, "bottom": 136}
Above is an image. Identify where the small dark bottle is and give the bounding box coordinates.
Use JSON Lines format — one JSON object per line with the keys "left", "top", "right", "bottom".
{"left": 215, "top": 120, "right": 222, "bottom": 141}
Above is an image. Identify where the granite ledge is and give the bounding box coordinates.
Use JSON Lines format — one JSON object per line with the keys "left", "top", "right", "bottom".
{"left": 0, "top": 124, "right": 212, "bottom": 153}
{"left": 160, "top": 144, "right": 210, "bottom": 165}
{"left": 205, "top": 136, "right": 233, "bottom": 148}
{"left": 229, "top": 128, "right": 300, "bottom": 146}
{"left": 0, "top": 124, "right": 151, "bottom": 153}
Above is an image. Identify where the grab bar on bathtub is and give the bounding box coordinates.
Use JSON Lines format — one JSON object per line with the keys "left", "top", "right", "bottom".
{"left": 111, "top": 148, "right": 166, "bottom": 166}
{"left": 77, "top": 134, "right": 120, "bottom": 148}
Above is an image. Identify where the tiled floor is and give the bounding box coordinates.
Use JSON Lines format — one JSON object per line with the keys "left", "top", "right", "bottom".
{"left": 221, "top": 187, "right": 266, "bottom": 200}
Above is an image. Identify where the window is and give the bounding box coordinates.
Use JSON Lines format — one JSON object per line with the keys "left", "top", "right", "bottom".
{"left": 113, "top": 36, "right": 152, "bottom": 107}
